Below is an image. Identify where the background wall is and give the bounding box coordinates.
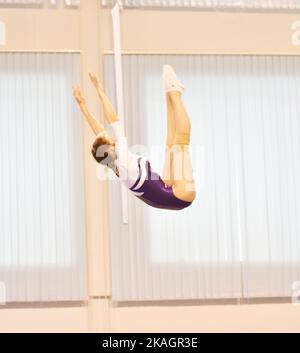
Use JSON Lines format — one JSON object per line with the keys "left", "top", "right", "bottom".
{"left": 1, "top": 0, "right": 300, "bottom": 332}
{"left": 104, "top": 10, "right": 300, "bottom": 54}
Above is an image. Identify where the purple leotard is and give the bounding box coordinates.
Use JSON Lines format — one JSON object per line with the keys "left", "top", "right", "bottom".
{"left": 129, "top": 157, "right": 192, "bottom": 211}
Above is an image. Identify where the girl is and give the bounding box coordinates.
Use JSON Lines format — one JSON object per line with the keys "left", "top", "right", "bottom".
{"left": 73, "top": 65, "right": 195, "bottom": 210}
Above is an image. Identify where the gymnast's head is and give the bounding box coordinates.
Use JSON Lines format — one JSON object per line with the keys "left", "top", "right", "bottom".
{"left": 91, "top": 132, "right": 119, "bottom": 176}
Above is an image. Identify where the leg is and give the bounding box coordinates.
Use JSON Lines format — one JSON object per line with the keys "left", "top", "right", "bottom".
{"left": 168, "top": 91, "right": 196, "bottom": 203}
{"left": 162, "top": 93, "right": 176, "bottom": 186}
{"left": 73, "top": 86, "right": 105, "bottom": 135}
{"left": 89, "top": 73, "right": 120, "bottom": 124}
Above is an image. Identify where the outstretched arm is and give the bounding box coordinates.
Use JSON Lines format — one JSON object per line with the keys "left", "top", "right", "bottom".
{"left": 89, "top": 73, "right": 119, "bottom": 124}
{"left": 73, "top": 85, "right": 105, "bottom": 135}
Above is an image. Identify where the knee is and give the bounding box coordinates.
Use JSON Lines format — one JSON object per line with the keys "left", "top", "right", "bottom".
{"left": 174, "top": 131, "right": 190, "bottom": 145}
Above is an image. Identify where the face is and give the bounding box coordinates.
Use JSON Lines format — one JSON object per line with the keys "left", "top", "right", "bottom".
{"left": 92, "top": 135, "right": 119, "bottom": 175}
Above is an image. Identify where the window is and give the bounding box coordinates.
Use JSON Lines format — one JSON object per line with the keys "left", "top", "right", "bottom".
{"left": 0, "top": 53, "right": 87, "bottom": 302}
{"left": 105, "top": 54, "right": 300, "bottom": 301}
{"left": 101, "top": 0, "right": 300, "bottom": 11}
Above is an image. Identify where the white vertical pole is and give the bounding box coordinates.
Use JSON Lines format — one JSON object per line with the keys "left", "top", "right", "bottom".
{"left": 111, "top": 0, "right": 129, "bottom": 224}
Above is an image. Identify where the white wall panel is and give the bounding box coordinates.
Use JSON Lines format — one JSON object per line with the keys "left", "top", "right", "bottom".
{"left": 0, "top": 53, "right": 87, "bottom": 302}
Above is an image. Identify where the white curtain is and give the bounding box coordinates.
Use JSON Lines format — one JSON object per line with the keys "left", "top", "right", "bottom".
{"left": 0, "top": 53, "right": 87, "bottom": 302}
{"left": 102, "top": 0, "right": 300, "bottom": 10}
{"left": 105, "top": 54, "right": 300, "bottom": 301}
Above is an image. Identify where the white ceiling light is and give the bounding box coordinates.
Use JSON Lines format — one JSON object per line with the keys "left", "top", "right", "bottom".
{"left": 0, "top": 0, "right": 80, "bottom": 7}
{"left": 101, "top": 0, "right": 300, "bottom": 10}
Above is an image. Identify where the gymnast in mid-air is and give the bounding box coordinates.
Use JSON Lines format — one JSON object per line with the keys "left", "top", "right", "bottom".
{"left": 73, "top": 65, "right": 195, "bottom": 210}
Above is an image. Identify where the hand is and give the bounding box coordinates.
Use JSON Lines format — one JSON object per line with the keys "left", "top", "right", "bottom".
{"left": 73, "top": 85, "right": 85, "bottom": 106}
{"left": 89, "top": 72, "right": 104, "bottom": 94}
